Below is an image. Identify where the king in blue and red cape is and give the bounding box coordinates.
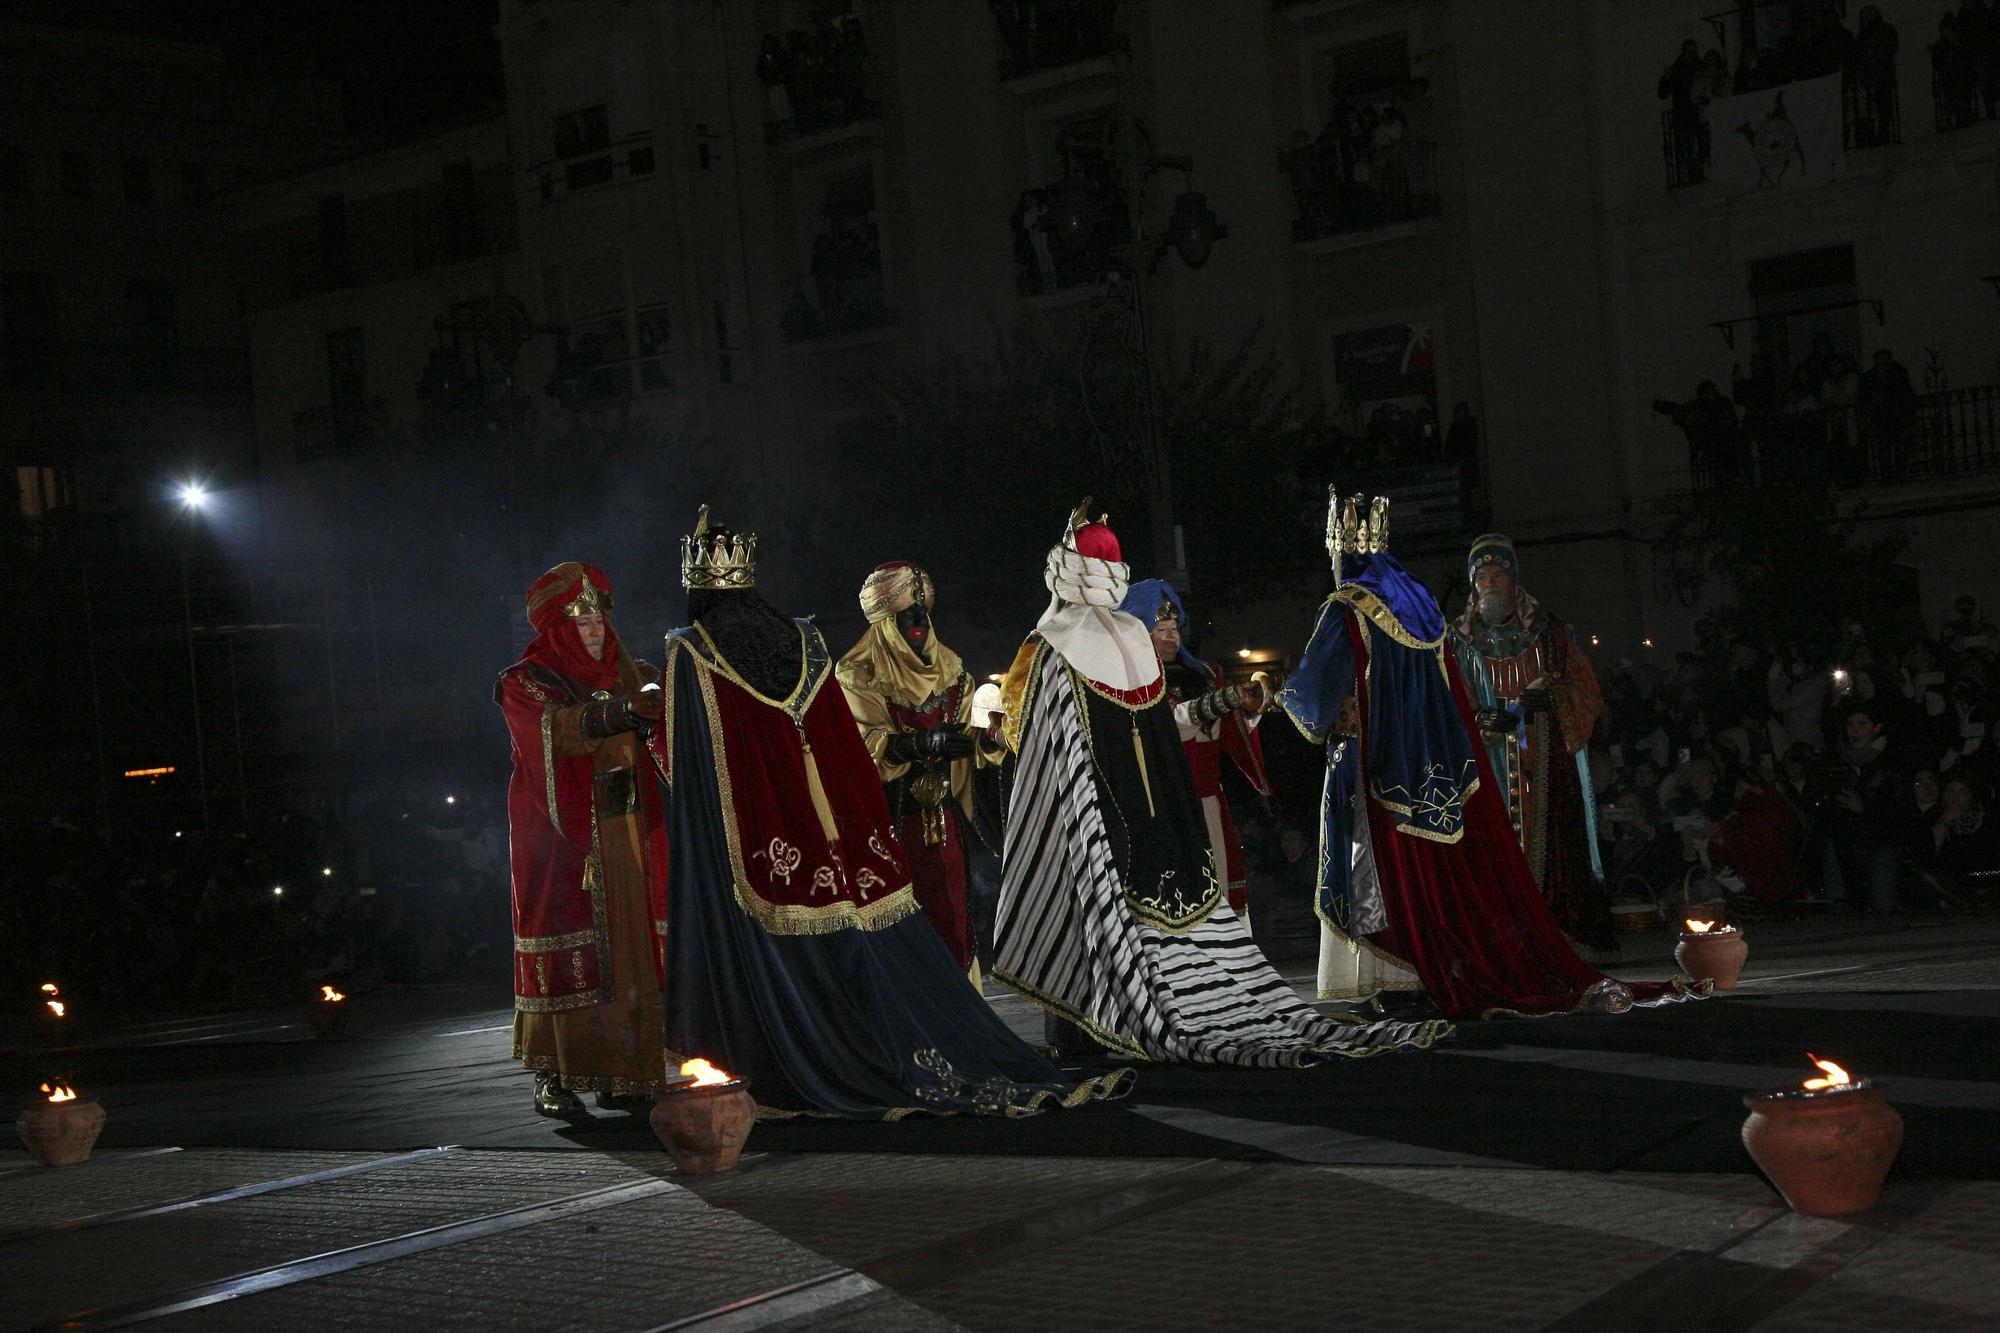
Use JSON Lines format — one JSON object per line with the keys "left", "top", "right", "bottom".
{"left": 1278, "top": 489, "right": 1709, "bottom": 1018}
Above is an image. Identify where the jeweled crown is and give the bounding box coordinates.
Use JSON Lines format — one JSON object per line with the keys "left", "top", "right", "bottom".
{"left": 1153, "top": 592, "right": 1179, "bottom": 625}
{"left": 1325, "top": 486, "right": 1390, "bottom": 564}
{"left": 680, "top": 503, "right": 758, "bottom": 590}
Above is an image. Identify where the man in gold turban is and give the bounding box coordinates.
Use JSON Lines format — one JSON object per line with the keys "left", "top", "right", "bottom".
{"left": 836, "top": 562, "right": 1003, "bottom": 979}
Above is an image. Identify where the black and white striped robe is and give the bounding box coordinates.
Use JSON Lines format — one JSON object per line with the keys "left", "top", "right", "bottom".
{"left": 994, "top": 639, "right": 1450, "bottom": 1066}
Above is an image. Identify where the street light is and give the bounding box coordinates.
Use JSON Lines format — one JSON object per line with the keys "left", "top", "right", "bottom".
{"left": 1055, "top": 125, "right": 1228, "bottom": 583}
{"left": 173, "top": 479, "right": 212, "bottom": 833}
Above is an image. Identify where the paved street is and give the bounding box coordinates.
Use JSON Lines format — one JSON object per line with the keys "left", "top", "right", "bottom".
{"left": 6, "top": 916, "right": 2000, "bottom": 1330}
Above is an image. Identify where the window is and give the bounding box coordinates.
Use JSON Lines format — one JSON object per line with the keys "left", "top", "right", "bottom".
{"left": 552, "top": 103, "right": 609, "bottom": 159}
{"left": 797, "top": 169, "right": 886, "bottom": 336}
{"left": 318, "top": 195, "right": 352, "bottom": 286}
{"left": 1, "top": 273, "right": 57, "bottom": 383}
{"left": 1332, "top": 323, "right": 1438, "bottom": 448}
{"left": 1749, "top": 245, "right": 1858, "bottom": 379}
{"left": 17, "top": 465, "right": 62, "bottom": 520}
{"left": 179, "top": 162, "right": 208, "bottom": 203}
{"left": 121, "top": 156, "right": 153, "bottom": 206}
{"left": 58, "top": 150, "right": 92, "bottom": 199}
{"left": 0, "top": 146, "right": 27, "bottom": 195}
{"left": 327, "top": 326, "right": 367, "bottom": 418}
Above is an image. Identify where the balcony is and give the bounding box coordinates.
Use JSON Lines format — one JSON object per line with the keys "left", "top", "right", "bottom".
{"left": 1687, "top": 385, "right": 2000, "bottom": 492}
{"left": 757, "top": 18, "right": 881, "bottom": 146}
{"left": 1282, "top": 137, "right": 1439, "bottom": 245}
{"left": 1660, "top": 68, "right": 1899, "bottom": 190}
{"left": 992, "top": 0, "right": 1121, "bottom": 82}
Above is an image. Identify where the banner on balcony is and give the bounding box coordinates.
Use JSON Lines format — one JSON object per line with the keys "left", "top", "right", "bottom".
{"left": 1707, "top": 74, "right": 1843, "bottom": 193}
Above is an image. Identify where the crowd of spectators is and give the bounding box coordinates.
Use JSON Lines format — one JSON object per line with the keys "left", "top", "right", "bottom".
{"left": 1932, "top": 0, "right": 2000, "bottom": 130}
{"left": 1659, "top": 337, "right": 1920, "bottom": 487}
{"left": 783, "top": 204, "right": 886, "bottom": 340}
{"left": 1659, "top": 3, "right": 1902, "bottom": 182}
{"left": 4, "top": 778, "right": 511, "bottom": 1020}
{"left": 1585, "top": 596, "right": 2000, "bottom": 922}
{"left": 1283, "top": 80, "right": 1436, "bottom": 241}
{"left": 754, "top": 15, "right": 874, "bottom": 142}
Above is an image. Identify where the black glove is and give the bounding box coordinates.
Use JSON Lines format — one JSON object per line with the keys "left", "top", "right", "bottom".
{"left": 1519, "top": 687, "right": 1557, "bottom": 714}
{"left": 580, "top": 693, "right": 654, "bottom": 740}
{"left": 887, "top": 729, "right": 975, "bottom": 763}
{"left": 1474, "top": 707, "right": 1518, "bottom": 734}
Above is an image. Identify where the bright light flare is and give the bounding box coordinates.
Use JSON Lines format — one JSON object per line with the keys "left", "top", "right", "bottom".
{"left": 40, "top": 983, "right": 58, "bottom": 995}
{"left": 46, "top": 1000, "right": 66, "bottom": 1018}
{"left": 678, "top": 1058, "right": 732, "bottom": 1086}
{"left": 1236, "top": 648, "right": 1253, "bottom": 659}
{"left": 178, "top": 482, "right": 208, "bottom": 510}
{"left": 320, "top": 985, "right": 346, "bottom": 1003}
{"left": 444, "top": 794, "right": 457, "bottom": 805}
{"left": 41, "top": 1081, "right": 77, "bottom": 1104}
{"left": 1802, "top": 1053, "right": 1852, "bottom": 1091}
{"left": 321, "top": 867, "right": 333, "bottom": 877}
{"left": 272, "top": 886, "right": 285, "bottom": 898}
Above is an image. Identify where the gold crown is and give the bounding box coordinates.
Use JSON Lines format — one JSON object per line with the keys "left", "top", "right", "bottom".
{"left": 680, "top": 503, "right": 758, "bottom": 590}
{"left": 562, "top": 574, "right": 612, "bottom": 619}
{"left": 1154, "top": 592, "right": 1179, "bottom": 625}
{"left": 1325, "top": 487, "right": 1390, "bottom": 565}
{"left": 1063, "top": 494, "right": 1107, "bottom": 546}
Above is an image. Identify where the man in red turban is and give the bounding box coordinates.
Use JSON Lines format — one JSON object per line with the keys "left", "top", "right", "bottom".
{"left": 495, "top": 562, "right": 670, "bottom": 1116}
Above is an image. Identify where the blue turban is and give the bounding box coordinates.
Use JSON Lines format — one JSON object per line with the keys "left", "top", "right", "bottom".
{"left": 1120, "top": 578, "right": 1209, "bottom": 677}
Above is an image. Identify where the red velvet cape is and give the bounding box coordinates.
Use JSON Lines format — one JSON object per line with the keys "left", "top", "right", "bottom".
{"left": 1351, "top": 609, "right": 1700, "bottom": 1017}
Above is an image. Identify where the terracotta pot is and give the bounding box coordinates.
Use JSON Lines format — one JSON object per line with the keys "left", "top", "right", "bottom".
{"left": 1676, "top": 928, "right": 1750, "bottom": 989}
{"left": 309, "top": 1000, "right": 351, "bottom": 1039}
{"left": 16, "top": 1098, "right": 107, "bottom": 1168}
{"left": 649, "top": 1080, "right": 756, "bottom": 1174}
{"left": 1741, "top": 1083, "right": 1903, "bottom": 1216}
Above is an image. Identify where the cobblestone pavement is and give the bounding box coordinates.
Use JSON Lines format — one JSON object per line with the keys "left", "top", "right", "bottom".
{"left": 5, "top": 916, "right": 1998, "bottom": 1329}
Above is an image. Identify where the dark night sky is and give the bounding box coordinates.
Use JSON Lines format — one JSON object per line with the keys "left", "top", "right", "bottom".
{"left": 4, "top": 0, "right": 504, "bottom": 138}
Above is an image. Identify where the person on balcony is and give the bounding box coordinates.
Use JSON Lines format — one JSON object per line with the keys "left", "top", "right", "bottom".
{"left": 1861, "top": 349, "right": 1916, "bottom": 479}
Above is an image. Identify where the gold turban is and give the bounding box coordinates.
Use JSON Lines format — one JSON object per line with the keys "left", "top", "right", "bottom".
{"left": 858, "top": 562, "right": 934, "bottom": 624}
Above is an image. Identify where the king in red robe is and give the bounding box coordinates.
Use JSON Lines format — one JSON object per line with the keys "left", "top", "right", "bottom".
{"left": 647, "top": 507, "right": 1129, "bottom": 1119}
{"left": 496, "top": 562, "right": 671, "bottom": 1116}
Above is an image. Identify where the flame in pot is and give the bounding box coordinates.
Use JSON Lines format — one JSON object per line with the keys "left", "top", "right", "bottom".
{"left": 678, "top": 1058, "right": 732, "bottom": 1086}
{"left": 320, "top": 986, "right": 346, "bottom": 1003}
{"left": 1685, "top": 919, "right": 1715, "bottom": 933}
{"left": 46, "top": 1000, "right": 66, "bottom": 1018}
{"left": 40, "top": 982, "right": 59, "bottom": 994}
{"left": 41, "top": 1081, "right": 77, "bottom": 1104}
{"left": 1802, "top": 1053, "right": 1852, "bottom": 1091}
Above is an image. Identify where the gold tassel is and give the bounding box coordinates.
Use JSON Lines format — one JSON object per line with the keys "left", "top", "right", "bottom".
{"left": 1131, "top": 719, "right": 1155, "bottom": 817}
{"left": 799, "top": 734, "right": 840, "bottom": 844}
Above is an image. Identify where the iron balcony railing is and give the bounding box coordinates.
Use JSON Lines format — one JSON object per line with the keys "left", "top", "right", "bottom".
{"left": 1660, "top": 68, "right": 1899, "bottom": 189}
{"left": 1282, "top": 137, "right": 1440, "bottom": 242}
{"left": 992, "top": 0, "right": 1120, "bottom": 81}
{"left": 1688, "top": 384, "right": 2000, "bottom": 490}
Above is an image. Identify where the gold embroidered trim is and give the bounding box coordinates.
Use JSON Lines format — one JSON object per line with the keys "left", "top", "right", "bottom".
{"left": 691, "top": 655, "right": 922, "bottom": 936}
{"left": 999, "top": 637, "right": 1047, "bottom": 754}
{"left": 1074, "top": 672, "right": 1164, "bottom": 712}
{"left": 515, "top": 928, "right": 597, "bottom": 953}
{"left": 1336, "top": 585, "right": 1443, "bottom": 651}
{"left": 693, "top": 620, "right": 827, "bottom": 722}
{"left": 540, "top": 703, "right": 562, "bottom": 829}
{"left": 513, "top": 990, "right": 603, "bottom": 1014}
{"left": 752, "top": 1065, "right": 1136, "bottom": 1122}
{"left": 512, "top": 1052, "right": 681, "bottom": 1095}
{"left": 988, "top": 967, "right": 1152, "bottom": 1061}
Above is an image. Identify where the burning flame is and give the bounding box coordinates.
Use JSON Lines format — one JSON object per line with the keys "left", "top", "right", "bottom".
{"left": 1685, "top": 919, "right": 1715, "bottom": 933}
{"left": 679, "top": 1058, "right": 732, "bottom": 1086}
{"left": 320, "top": 986, "right": 346, "bottom": 1003}
{"left": 41, "top": 1081, "right": 77, "bottom": 1104}
{"left": 40, "top": 982, "right": 58, "bottom": 994}
{"left": 46, "top": 1000, "right": 66, "bottom": 1018}
{"left": 1802, "top": 1053, "right": 1852, "bottom": 1091}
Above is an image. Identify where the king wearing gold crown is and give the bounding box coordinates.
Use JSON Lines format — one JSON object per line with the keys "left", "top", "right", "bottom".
{"left": 992, "top": 500, "right": 1449, "bottom": 1065}
{"left": 1279, "top": 489, "right": 1708, "bottom": 1018}
{"left": 645, "top": 506, "right": 1129, "bottom": 1119}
